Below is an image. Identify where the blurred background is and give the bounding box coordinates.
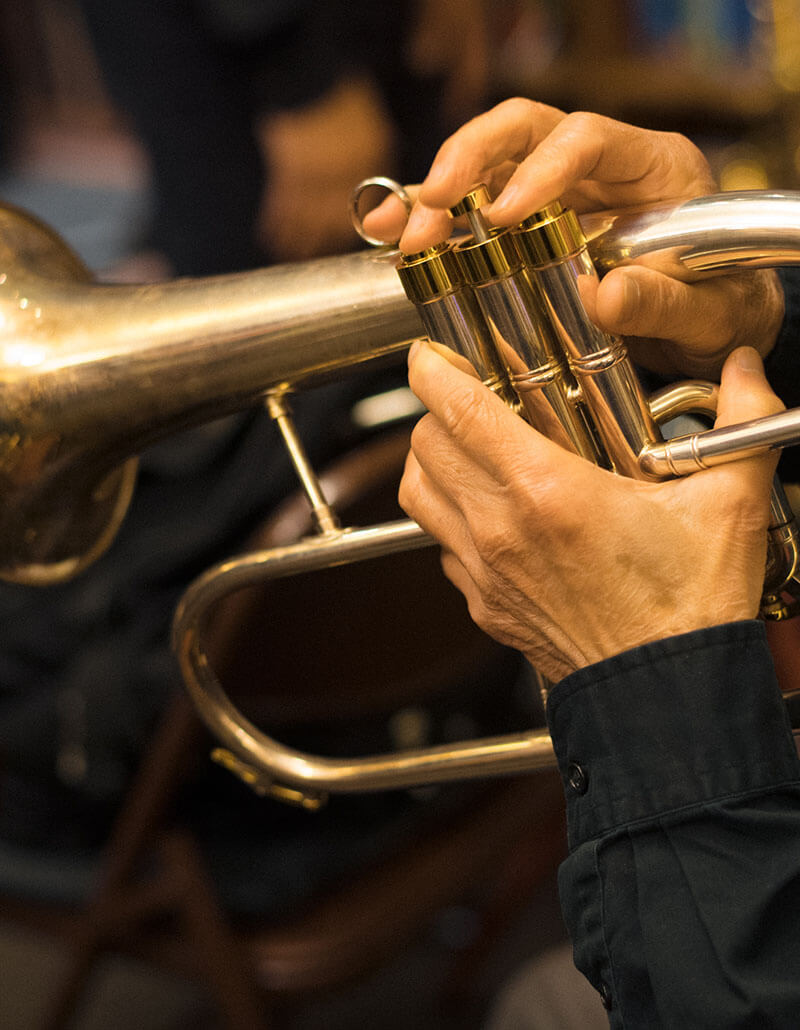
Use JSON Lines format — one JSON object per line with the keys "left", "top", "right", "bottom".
{"left": 2, "top": 0, "right": 799, "bottom": 274}
{"left": 1, "top": 2, "right": 800, "bottom": 1028}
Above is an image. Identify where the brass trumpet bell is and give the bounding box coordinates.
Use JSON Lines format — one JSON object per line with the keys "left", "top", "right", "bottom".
{"left": 0, "top": 204, "right": 138, "bottom": 584}
{"left": 0, "top": 203, "right": 422, "bottom": 584}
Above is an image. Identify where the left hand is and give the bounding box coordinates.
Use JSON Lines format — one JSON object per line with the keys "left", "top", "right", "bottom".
{"left": 364, "top": 99, "right": 784, "bottom": 379}
{"left": 399, "top": 340, "right": 783, "bottom": 682}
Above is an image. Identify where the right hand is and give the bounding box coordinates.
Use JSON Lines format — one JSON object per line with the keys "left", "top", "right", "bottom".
{"left": 399, "top": 340, "right": 782, "bottom": 681}
{"left": 364, "top": 98, "right": 785, "bottom": 380}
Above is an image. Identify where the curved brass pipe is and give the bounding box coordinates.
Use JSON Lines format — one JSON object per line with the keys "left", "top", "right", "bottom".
{"left": 173, "top": 519, "right": 556, "bottom": 802}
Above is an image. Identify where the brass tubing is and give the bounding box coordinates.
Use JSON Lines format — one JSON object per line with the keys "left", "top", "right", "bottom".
{"left": 583, "top": 190, "right": 800, "bottom": 276}
{"left": 640, "top": 407, "right": 800, "bottom": 477}
{"left": 173, "top": 518, "right": 555, "bottom": 798}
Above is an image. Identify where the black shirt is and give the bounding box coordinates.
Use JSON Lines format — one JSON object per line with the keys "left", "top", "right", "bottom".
{"left": 547, "top": 621, "right": 800, "bottom": 1027}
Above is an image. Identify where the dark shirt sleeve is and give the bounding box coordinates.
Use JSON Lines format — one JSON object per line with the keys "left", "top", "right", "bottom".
{"left": 546, "top": 621, "right": 800, "bottom": 1027}
{"left": 768, "top": 268, "right": 800, "bottom": 411}
{"left": 767, "top": 269, "right": 800, "bottom": 483}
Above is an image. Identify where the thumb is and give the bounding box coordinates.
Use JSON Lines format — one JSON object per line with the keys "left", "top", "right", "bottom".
{"left": 715, "top": 347, "right": 783, "bottom": 428}
{"left": 711, "top": 346, "right": 784, "bottom": 498}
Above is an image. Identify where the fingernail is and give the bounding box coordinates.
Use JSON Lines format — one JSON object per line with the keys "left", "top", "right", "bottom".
{"left": 732, "top": 346, "right": 762, "bottom": 372}
{"left": 621, "top": 273, "right": 640, "bottom": 315}
{"left": 408, "top": 339, "right": 421, "bottom": 366}
{"left": 489, "top": 185, "right": 519, "bottom": 220}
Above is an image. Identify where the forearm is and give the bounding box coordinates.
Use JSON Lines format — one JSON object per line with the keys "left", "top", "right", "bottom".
{"left": 547, "top": 621, "right": 800, "bottom": 1026}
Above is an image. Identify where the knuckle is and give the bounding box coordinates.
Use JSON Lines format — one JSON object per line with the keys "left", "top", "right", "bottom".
{"left": 462, "top": 593, "right": 495, "bottom": 637}
{"left": 515, "top": 474, "right": 585, "bottom": 549}
{"left": 471, "top": 521, "right": 515, "bottom": 568}
{"left": 556, "top": 111, "right": 613, "bottom": 156}
{"left": 733, "top": 270, "right": 784, "bottom": 341}
{"left": 399, "top": 429, "right": 428, "bottom": 513}
{"left": 455, "top": 583, "right": 499, "bottom": 639}
{"left": 669, "top": 131, "right": 707, "bottom": 168}
{"left": 661, "top": 131, "right": 715, "bottom": 192}
{"left": 536, "top": 111, "right": 603, "bottom": 178}
{"left": 692, "top": 474, "right": 771, "bottom": 540}
{"left": 664, "top": 278, "right": 699, "bottom": 332}
{"left": 397, "top": 470, "right": 415, "bottom": 518}
{"left": 562, "top": 110, "right": 600, "bottom": 136}
{"left": 465, "top": 591, "right": 525, "bottom": 652}
{"left": 440, "top": 384, "right": 497, "bottom": 442}
{"left": 409, "top": 413, "right": 432, "bottom": 454}
{"left": 408, "top": 411, "right": 443, "bottom": 465}
{"left": 497, "top": 96, "right": 537, "bottom": 121}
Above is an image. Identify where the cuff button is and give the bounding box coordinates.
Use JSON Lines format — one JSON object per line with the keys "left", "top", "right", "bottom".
{"left": 566, "top": 762, "right": 588, "bottom": 795}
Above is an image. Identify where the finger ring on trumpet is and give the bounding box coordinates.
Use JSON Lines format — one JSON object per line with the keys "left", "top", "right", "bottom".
{"left": 349, "top": 176, "right": 413, "bottom": 248}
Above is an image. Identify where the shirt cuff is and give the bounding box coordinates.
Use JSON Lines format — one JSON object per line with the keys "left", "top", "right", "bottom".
{"left": 546, "top": 621, "right": 800, "bottom": 848}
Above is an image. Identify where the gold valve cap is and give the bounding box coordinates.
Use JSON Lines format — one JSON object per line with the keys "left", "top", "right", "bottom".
{"left": 454, "top": 230, "right": 520, "bottom": 284}
{"left": 449, "top": 184, "right": 492, "bottom": 219}
{"left": 397, "top": 243, "right": 463, "bottom": 305}
{"left": 514, "top": 202, "right": 585, "bottom": 266}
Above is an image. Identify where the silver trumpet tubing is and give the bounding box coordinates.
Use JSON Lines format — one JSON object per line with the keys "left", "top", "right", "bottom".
{"left": 4, "top": 190, "right": 800, "bottom": 804}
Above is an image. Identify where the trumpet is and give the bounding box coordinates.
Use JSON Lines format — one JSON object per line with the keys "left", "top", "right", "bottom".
{"left": 3, "top": 189, "right": 800, "bottom": 806}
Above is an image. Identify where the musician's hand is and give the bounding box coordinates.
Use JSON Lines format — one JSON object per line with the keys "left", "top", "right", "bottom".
{"left": 398, "top": 340, "right": 782, "bottom": 682}
{"left": 364, "top": 99, "right": 784, "bottom": 379}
